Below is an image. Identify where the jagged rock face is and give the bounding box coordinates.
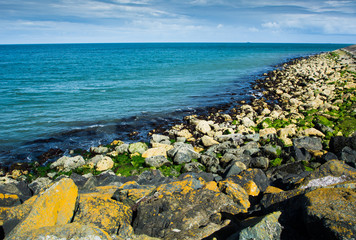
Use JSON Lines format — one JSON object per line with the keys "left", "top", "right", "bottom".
{"left": 302, "top": 188, "right": 356, "bottom": 240}
{"left": 133, "top": 188, "right": 245, "bottom": 239}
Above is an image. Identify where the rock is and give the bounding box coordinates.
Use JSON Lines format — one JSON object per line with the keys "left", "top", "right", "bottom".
{"left": 151, "top": 134, "right": 170, "bottom": 144}
{"left": 243, "top": 180, "right": 260, "bottom": 197}
{"left": 0, "top": 193, "right": 21, "bottom": 207}
{"left": 201, "top": 155, "right": 219, "bottom": 173}
{"left": 115, "top": 143, "right": 129, "bottom": 154}
{"left": 28, "top": 177, "right": 52, "bottom": 195}
{"left": 262, "top": 144, "right": 282, "bottom": 158}
{"left": 50, "top": 155, "right": 85, "bottom": 172}
{"left": 196, "top": 120, "right": 211, "bottom": 134}
{"left": 0, "top": 180, "right": 32, "bottom": 202}
{"left": 151, "top": 142, "right": 173, "bottom": 151}
{"left": 229, "top": 211, "right": 282, "bottom": 240}
{"left": 259, "top": 128, "right": 277, "bottom": 138}
{"left": 250, "top": 157, "right": 269, "bottom": 170}
{"left": 299, "top": 160, "right": 356, "bottom": 187}
{"left": 242, "top": 117, "right": 256, "bottom": 128}
{"left": 90, "top": 146, "right": 109, "bottom": 154}
{"left": 129, "top": 142, "right": 148, "bottom": 154}
{"left": 278, "top": 127, "right": 297, "bottom": 138}
{"left": 201, "top": 135, "right": 219, "bottom": 147}
{"left": 293, "top": 137, "right": 323, "bottom": 151}
{"left": 218, "top": 180, "right": 250, "bottom": 211}
{"left": 322, "top": 152, "right": 338, "bottom": 162}
{"left": 95, "top": 156, "right": 114, "bottom": 171}
{"left": 142, "top": 147, "right": 167, "bottom": 158}
{"left": 169, "top": 143, "right": 200, "bottom": 164}
{"left": 302, "top": 188, "right": 356, "bottom": 240}
{"left": 245, "top": 134, "right": 260, "bottom": 142}
{"left": 292, "top": 146, "right": 311, "bottom": 162}
{"left": 341, "top": 146, "right": 356, "bottom": 168}
{"left": 238, "top": 168, "right": 269, "bottom": 192}
{"left": 330, "top": 135, "right": 356, "bottom": 153}
{"left": 133, "top": 188, "right": 243, "bottom": 239}
{"left": 302, "top": 128, "right": 325, "bottom": 138}
{"left": 73, "top": 194, "right": 132, "bottom": 235}
{"left": 7, "top": 178, "right": 78, "bottom": 238}
{"left": 145, "top": 156, "right": 171, "bottom": 168}
{"left": 224, "top": 161, "right": 247, "bottom": 177}
{"left": 6, "top": 223, "right": 113, "bottom": 240}
{"left": 183, "top": 162, "right": 205, "bottom": 173}
{"left": 176, "top": 129, "right": 193, "bottom": 139}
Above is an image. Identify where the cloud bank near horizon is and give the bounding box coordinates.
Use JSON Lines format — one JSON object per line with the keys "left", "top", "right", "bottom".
{"left": 0, "top": 0, "right": 355, "bottom": 44}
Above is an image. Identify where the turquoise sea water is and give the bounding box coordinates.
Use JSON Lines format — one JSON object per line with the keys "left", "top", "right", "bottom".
{"left": 0, "top": 43, "right": 349, "bottom": 164}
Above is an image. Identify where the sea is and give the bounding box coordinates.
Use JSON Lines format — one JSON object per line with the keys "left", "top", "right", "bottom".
{"left": 0, "top": 43, "right": 350, "bottom": 165}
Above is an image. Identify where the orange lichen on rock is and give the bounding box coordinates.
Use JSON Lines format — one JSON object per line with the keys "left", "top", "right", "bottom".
{"left": 73, "top": 195, "right": 132, "bottom": 235}
{"left": 6, "top": 223, "right": 113, "bottom": 240}
{"left": 264, "top": 186, "right": 284, "bottom": 194}
{"left": 202, "top": 181, "right": 220, "bottom": 192}
{"left": 218, "top": 180, "right": 250, "bottom": 212}
{"left": 6, "top": 178, "right": 78, "bottom": 238}
{"left": 243, "top": 180, "right": 260, "bottom": 196}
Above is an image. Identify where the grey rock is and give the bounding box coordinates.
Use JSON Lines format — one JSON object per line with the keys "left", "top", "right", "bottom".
{"left": 250, "top": 157, "right": 269, "bottom": 170}
{"left": 50, "top": 155, "right": 85, "bottom": 172}
{"left": 0, "top": 180, "right": 32, "bottom": 202}
{"left": 90, "top": 146, "right": 108, "bottom": 154}
{"left": 183, "top": 162, "right": 205, "bottom": 173}
{"left": 176, "top": 137, "right": 186, "bottom": 142}
{"left": 224, "top": 161, "right": 247, "bottom": 178}
{"left": 115, "top": 143, "right": 129, "bottom": 154}
{"left": 151, "top": 134, "right": 170, "bottom": 145}
{"left": 322, "top": 152, "right": 338, "bottom": 162}
{"left": 201, "top": 155, "right": 219, "bottom": 173}
{"left": 28, "top": 177, "right": 52, "bottom": 195}
{"left": 262, "top": 144, "right": 282, "bottom": 158}
{"left": 341, "top": 146, "right": 356, "bottom": 168}
{"left": 293, "top": 137, "right": 323, "bottom": 151}
{"left": 145, "top": 156, "right": 171, "bottom": 168}
{"left": 245, "top": 134, "right": 260, "bottom": 142}
{"left": 220, "top": 153, "right": 238, "bottom": 168}
{"left": 293, "top": 146, "right": 311, "bottom": 162}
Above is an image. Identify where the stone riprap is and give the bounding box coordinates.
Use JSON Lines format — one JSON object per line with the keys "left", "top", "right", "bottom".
{"left": 1, "top": 47, "right": 356, "bottom": 239}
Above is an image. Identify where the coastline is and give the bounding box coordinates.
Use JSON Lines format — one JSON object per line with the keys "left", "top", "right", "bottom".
{"left": 1, "top": 45, "right": 356, "bottom": 239}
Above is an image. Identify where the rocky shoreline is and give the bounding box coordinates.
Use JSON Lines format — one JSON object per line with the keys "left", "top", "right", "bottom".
{"left": 1, "top": 46, "right": 356, "bottom": 240}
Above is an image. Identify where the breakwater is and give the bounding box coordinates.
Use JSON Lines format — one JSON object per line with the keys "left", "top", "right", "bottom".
{"left": 0, "top": 46, "right": 356, "bottom": 240}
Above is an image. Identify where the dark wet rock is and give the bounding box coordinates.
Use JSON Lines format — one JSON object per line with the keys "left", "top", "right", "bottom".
{"left": 224, "top": 161, "right": 247, "bottom": 178}
{"left": 0, "top": 192, "right": 21, "bottom": 207}
{"left": 70, "top": 173, "right": 89, "bottom": 189}
{"left": 292, "top": 146, "right": 311, "bottom": 162}
{"left": 94, "top": 170, "right": 136, "bottom": 187}
{"left": 293, "top": 137, "right": 323, "bottom": 151}
{"left": 322, "top": 152, "right": 338, "bottom": 162}
{"left": 178, "top": 172, "right": 215, "bottom": 182}
{"left": 314, "top": 122, "right": 334, "bottom": 134}
{"left": 145, "top": 155, "right": 171, "bottom": 168}
{"left": 302, "top": 187, "right": 356, "bottom": 240}
{"left": 250, "top": 157, "right": 269, "bottom": 170}
{"left": 266, "top": 161, "right": 309, "bottom": 190}
{"left": 329, "top": 135, "right": 356, "bottom": 153}
{"left": 0, "top": 180, "right": 32, "bottom": 202}
{"left": 341, "top": 146, "right": 356, "bottom": 168}
{"left": 37, "top": 148, "right": 64, "bottom": 165}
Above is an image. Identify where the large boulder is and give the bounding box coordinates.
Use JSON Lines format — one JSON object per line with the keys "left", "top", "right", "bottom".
{"left": 6, "top": 223, "right": 113, "bottom": 240}
{"left": 6, "top": 178, "right": 78, "bottom": 238}
{"left": 302, "top": 187, "right": 356, "bottom": 239}
{"left": 145, "top": 156, "right": 171, "bottom": 168}
{"left": 293, "top": 137, "right": 323, "bottom": 151}
{"left": 73, "top": 194, "right": 132, "bottom": 236}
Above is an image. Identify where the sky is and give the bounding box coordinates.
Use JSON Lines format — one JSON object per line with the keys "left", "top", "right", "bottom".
{"left": 0, "top": 0, "right": 355, "bottom": 44}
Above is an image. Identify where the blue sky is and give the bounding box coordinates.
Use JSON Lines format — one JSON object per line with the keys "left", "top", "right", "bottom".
{"left": 0, "top": 0, "right": 355, "bottom": 44}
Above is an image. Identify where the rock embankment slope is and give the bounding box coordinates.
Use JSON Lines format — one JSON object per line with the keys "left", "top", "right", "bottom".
{"left": 1, "top": 46, "right": 356, "bottom": 240}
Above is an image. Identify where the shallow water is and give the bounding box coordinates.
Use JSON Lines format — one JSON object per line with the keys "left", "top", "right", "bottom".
{"left": 0, "top": 43, "right": 349, "bottom": 164}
